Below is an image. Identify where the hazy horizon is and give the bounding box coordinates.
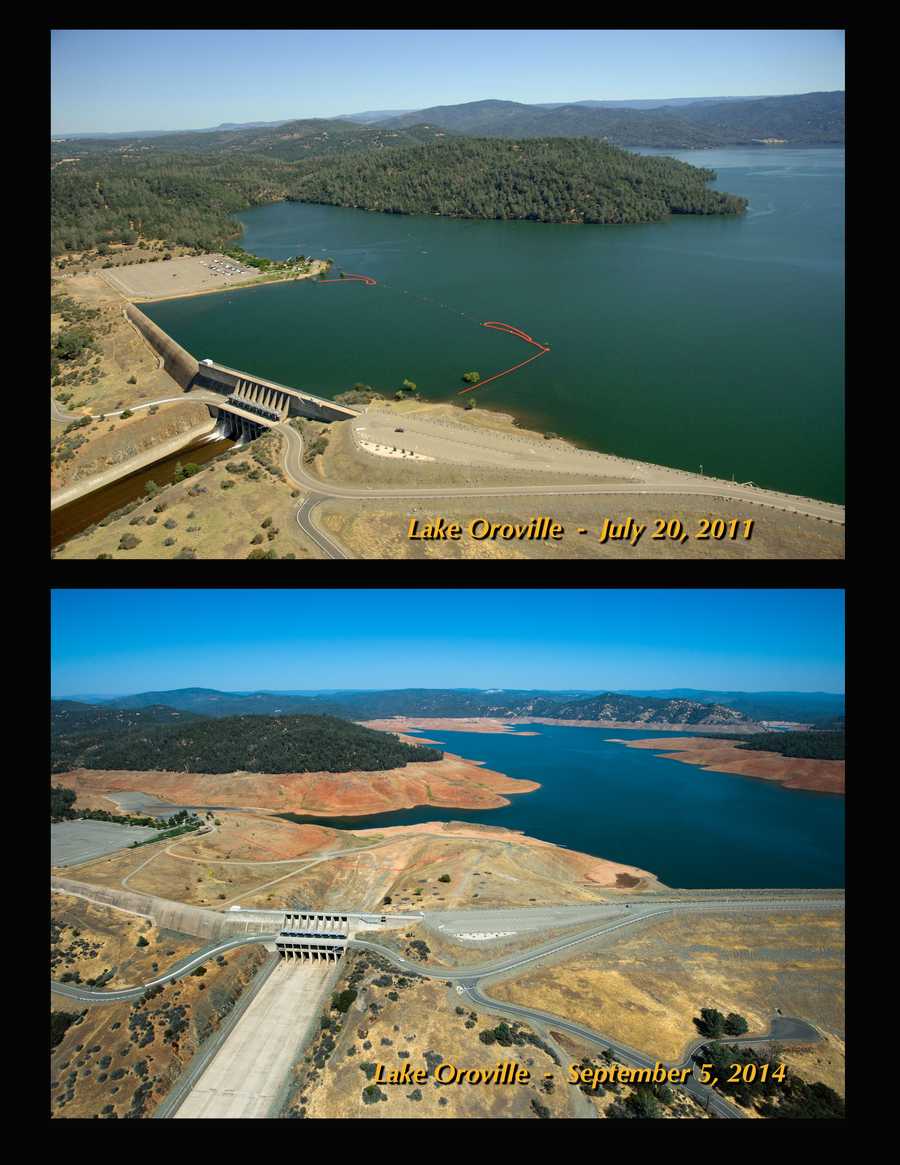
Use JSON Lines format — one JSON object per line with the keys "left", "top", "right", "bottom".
{"left": 51, "top": 29, "right": 845, "bottom": 136}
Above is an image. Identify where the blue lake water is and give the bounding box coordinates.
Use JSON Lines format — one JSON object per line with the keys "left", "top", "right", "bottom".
{"left": 144, "top": 146, "right": 844, "bottom": 501}
{"left": 282, "top": 726, "right": 844, "bottom": 889}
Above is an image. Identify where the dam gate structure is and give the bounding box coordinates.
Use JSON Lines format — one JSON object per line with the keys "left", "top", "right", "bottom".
{"left": 124, "top": 303, "right": 359, "bottom": 428}
{"left": 276, "top": 912, "right": 349, "bottom": 962}
{"left": 194, "top": 359, "right": 359, "bottom": 424}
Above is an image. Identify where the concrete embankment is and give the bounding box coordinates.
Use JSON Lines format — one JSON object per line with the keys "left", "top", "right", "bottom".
{"left": 125, "top": 302, "right": 199, "bottom": 389}
{"left": 51, "top": 876, "right": 276, "bottom": 942}
{"left": 50, "top": 418, "right": 217, "bottom": 511}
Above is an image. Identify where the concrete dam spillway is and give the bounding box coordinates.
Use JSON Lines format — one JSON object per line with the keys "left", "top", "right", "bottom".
{"left": 52, "top": 308, "right": 362, "bottom": 546}
{"left": 126, "top": 304, "right": 360, "bottom": 430}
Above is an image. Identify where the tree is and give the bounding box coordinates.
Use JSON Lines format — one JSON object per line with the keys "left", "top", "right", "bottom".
{"left": 694, "top": 1007, "right": 726, "bottom": 1038}
{"left": 462, "top": 371, "right": 481, "bottom": 384}
{"left": 136, "top": 935, "right": 149, "bottom": 948}
{"left": 724, "top": 1012, "right": 749, "bottom": 1036}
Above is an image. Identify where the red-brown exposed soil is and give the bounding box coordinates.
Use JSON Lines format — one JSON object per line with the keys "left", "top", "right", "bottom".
{"left": 621, "top": 736, "right": 844, "bottom": 794}
{"left": 52, "top": 751, "right": 540, "bottom": 817}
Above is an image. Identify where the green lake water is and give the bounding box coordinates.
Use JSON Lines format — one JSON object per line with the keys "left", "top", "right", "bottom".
{"left": 281, "top": 725, "right": 845, "bottom": 889}
{"left": 143, "top": 147, "right": 844, "bottom": 502}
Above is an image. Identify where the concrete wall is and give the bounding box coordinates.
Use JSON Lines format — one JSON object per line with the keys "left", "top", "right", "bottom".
{"left": 126, "top": 303, "right": 199, "bottom": 391}
{"left": 51, "top": 876, "right": 273, "bottom": 941}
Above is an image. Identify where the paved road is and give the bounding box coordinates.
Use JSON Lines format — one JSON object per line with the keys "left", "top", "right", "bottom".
{"left": 50, "top": 933, "right": 277, "bottom": 1003}
{"left": 51, "top": 393, "right": 208, "bottom": 425}
{"left": 52, "top": 393, "right": 843, "bottom": 560}
{"left": 278, "top": 424, "right": 844, "bottom": 560}
{"left": 52, "top": 896, "right": 835, "bottom": 1119}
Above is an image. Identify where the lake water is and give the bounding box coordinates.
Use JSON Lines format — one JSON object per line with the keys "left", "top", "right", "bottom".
{"left": 143, "top": 147, "right": 844, "bottom": 502}
{"left": 281, "top": 726, "right": 845, "bottom": 889}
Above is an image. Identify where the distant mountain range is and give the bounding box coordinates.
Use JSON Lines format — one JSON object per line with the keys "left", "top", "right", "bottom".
{"left": 617, "top": 690, "right": 844, "bottom": 727}
{"left": 51, "top": 118, "right": 449, "bottom": 162}
{"left": 57, "top": 688, "right": 758, "bottom": 727}
{"left": 372, "top": 92, "right": 843, "bottom": 147}
{"left": 52, "top": 91, "right": 844, "bottom": 150}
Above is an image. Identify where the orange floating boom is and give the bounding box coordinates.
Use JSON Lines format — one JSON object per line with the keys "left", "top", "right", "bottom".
{"left": 457, "top": 320, "right": 551, "bottom": 394}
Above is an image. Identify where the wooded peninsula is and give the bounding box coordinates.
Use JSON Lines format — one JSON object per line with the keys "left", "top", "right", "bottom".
{"left": 51, "top": 136, "right": 746, "bottom": 256}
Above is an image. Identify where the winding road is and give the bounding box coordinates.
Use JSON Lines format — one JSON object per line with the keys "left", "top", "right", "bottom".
{"left": 278, "top": 423, "right": 845, "bottom": 560}
{"left": 52, "top": 894, "right": 837, "bottom": 1118}
{"left": 53, "top": 384, "right": 844, "bottom": 562}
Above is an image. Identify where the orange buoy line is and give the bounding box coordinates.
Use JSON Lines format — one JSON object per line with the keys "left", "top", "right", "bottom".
{"left": 457, "top": 321, "right": 551, "bottom": 394}
{"left": 319, "top": 275, "right": 550, "bottom": 394}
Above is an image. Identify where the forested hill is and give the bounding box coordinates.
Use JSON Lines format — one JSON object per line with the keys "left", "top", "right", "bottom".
{"left": 96, "top": 688, "right": 753, "bottom": 726}
{"left": 285, "top": 138, "right": 748, "bottom": 224}
{"left": 51, "top": 700, "right": 204, "bottom": 736}
{"left": 732, "top": 731, "right": 845, "bottom": 761}
{"left": 51, "top": 118, "right": 447, "bottom": 162}
{"left": 51, "top": 133, "right": 744, "bottom": 255}
{"left": 51, "top": 711, "right": 443, "bottom": 775}
{"left": 693, "top": 730, "right": 845, "bottom": 761}
{"left": 375, "top": 92, "right": 844, "bottom": 147}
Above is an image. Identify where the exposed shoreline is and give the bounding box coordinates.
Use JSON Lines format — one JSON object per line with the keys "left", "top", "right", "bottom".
{"left": 360, "top": 715, "right": 761, "bottom": 736}
{"left": 615, "top": 735, "right": 845, "bottom": 795}
{"left": 51, "top": 750, "right": 541, "bottom": 818}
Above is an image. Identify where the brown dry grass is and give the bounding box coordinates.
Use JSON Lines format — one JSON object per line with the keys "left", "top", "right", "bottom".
{"left": 317, "top": 496, "right": 844, "bottom": 560}
{"left": 51, "top": 891, "right": 197, "bottom": 989}
{"left": 61, "top": 815, "right": 657, "bottom": 915}
{"left": 54, "top": 433, "right": 320, "bottom": 560}
{"left": 778, "top": 1031, "right": 845, "bottom": 1097}
{"left": 489, "top": 911, "right": 844, "bottom": 1065}
{"left": 52, "top": 401, "right": 212, "bottom": 490}
{"left": 50, "top": 944, "right": 267, "bottom": 1118}
{"left": 288, "top": 953, "right": 571, "bottom": 1118}
{"left": 51, "top": 271, "right": 185, "bottom": 415}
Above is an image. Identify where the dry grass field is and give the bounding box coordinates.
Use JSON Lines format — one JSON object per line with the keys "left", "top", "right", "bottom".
{"left": 56, "top": 813, "right": 657, "bottom": 914}
{"left": 51, "top": 271, "right": 184, "bottom": 415}
{"left": 50, "top": 944, "right": 267, "bottom": 1118}
{"left": 489, "top": 910, "right": 844, "bottom": 1077}
{"left": 284, "top": 953, "right": 570, "bottom": 1119}
{"left": 318, "top": 495, "right": 844, "bottom": 559}
{"left": 50, "top": 891, "right": 197, "bottom": 989}
{"left": 52, "top": 401, "right": 213, "bottom": 491}
{"left": 54, "top": 433, "right": 319, "bottom": 559}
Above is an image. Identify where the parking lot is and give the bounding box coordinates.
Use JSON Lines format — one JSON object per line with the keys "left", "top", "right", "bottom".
{"left": 101, "top": 253, "right": 258, "bottom": 300}
{"left": 51, "top": 819, "right": 160, "bottom": 867}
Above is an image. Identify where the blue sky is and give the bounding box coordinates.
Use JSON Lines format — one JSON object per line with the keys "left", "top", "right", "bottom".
{"left": 51, "top": 590, "right": 844, "bottom": 697}
{"left": 50, "top": 29, "right": 845, "bottom": 135}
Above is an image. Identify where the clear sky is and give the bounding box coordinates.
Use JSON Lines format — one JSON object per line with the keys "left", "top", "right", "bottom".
{"left": 50, "top": 29, "right": 845, "bottom": 135}
{"left": 51, "top": 589, "right": 845, "bottom": 697}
